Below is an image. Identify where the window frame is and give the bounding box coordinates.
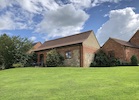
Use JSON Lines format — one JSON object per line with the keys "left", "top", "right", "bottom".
{"left": 65, "top": 51, "right": 72, "bottom": 59}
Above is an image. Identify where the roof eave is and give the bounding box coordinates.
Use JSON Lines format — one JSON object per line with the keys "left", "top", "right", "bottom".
{"left": 34, "top": 42, "right": 83, "bottom": 52}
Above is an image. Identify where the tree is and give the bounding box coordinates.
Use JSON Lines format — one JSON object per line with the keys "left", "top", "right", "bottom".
{"left": 12, "top": 36, "right": 32, "bottom": 66}
{"left": 25, "top": 52, "right": 37, "bottom": 67}
{"left": 46, "top": 49, "right": 64, "bottom": 67}
{"left": 131, "top": 55, "right": 138, "bottom": 66}
{"left": 0, "top": 34, "right": 15, "bottom": 68}
{"left": 0, "top": 34, "right": 32, "bottom": 69}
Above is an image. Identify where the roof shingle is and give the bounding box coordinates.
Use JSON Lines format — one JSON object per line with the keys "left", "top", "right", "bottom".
{"left": 34, "top": 30, "right": 92, "bottom": 51}
{"left": 110, "top": 38, "right": 139, "bottom": 48}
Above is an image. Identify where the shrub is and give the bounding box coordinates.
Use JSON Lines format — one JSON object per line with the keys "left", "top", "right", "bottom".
{"left": 130, "top": 55, "right": 138, "bottom": 66}
{"left": 46, "top": 49, "right": 64, "bottom": 67}
{"left": 0, "top": 64, "right": 5, "bottom": 70}
{"left": 110, "top": 57, "right": 120, "bottom": 66}
{"left": 13, "top": 63, "right": 24, "bottom": 68}
{"left": 90, "top": 50, "right": 120, "bottom": 67}
{"left": 0, "top": 60, "right": 2, "bottom": 69}
{"left": 91, "top": 50, "right": 109, "bottom": 66}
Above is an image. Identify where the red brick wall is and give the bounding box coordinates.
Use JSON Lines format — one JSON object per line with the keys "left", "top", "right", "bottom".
{"left": 130, "top": 30, "right": 139, "bottom": 46}
{"left": 83, "top": 45, "right": 98, "bottom": 67}
{"left": 125, "top": 47, "right": 139, "bottom": 62}
{"left": 35, "top": 44, "right": 82, "bottom": 67}
{"left": 33, "top": 42, "right": 42, "bottom": 49}
{"left": 102, "top": 38, "right": 126, "bottom": 61}
{"left": 36, "top": 50, "right": 47, "bottom": 65}
{"left": 82, "top": 32, "right": 100, "bottom": 67}
{"left": 102, "top": 38, "right": 139, "bottom": 62}
{"left": 28, "top": 42, "right": 42, "bottom": 53}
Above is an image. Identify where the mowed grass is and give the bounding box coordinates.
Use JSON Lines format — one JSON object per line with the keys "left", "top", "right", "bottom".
{"left": 0, "top": 67, "right": 139, "bottom": 100}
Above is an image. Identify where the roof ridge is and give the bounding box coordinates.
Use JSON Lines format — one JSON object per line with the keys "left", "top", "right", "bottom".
{"left": 110, "top": 37, "right": 128, "bottom": 42}
{"left": 43, "top": 30, "right": 92, "bottom": 43}
{"left": 129, "top": 29, "right": 139, "bottom": 42}
{"left": 110, "top": 37, "right": 139, "bottom": 48}
{"left": 35, "top": 30, "right": 93, "bottom": 51}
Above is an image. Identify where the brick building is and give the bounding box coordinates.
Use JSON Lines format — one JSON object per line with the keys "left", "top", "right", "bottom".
{"left": 129, "top": 30, "right": 139, "bottom": 46}
{"left": 34, "top": 30, "right": 100, "bottom": 67}
{"left": 28, "top": 42, "right": 42, "bottom": 53}
{"left": 102, "top": 30, "right": 139, "bottom": 62}
{"left": 32, "top": 42, "right": 42, "bottom": 49}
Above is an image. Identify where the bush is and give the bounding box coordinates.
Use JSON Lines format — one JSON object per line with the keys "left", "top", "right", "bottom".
{"left": 90, "top": 50, "right": 109, "bottom": 67}
{"left": 46, "top": 49, "right": 64, "bottom": 67}
{"left": 90, "top": 50, "right": 120, "bottom": 67}
{"left": 0, "top": 64, "right": 5, "bottom": 70}
{"left": 130, "top": 55, "right": 138, "bottom": 66}
{"left": 13, "top": 63, "right": 24, "bottom": 68}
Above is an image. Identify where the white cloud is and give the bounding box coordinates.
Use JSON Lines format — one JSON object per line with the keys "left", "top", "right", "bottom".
{"left": 29, "top": 36, "right": 37, "bottom": 42}
{"left": 15, "top": 0, "right": 60, "bottom": 13}
{"left": 0, "top": 0, "right": 60, "bottom": 13}
{"left": 0, "top": 0, "right": 122, "bottom": 11}
{"left": 0, "top": 12, "right": 15, "bottom": 30}
{"left": 0, "top": 10, "right": 33, "bottom": 30}
{"left": 70, "top": 0, "right": 92, "bottom": 9}
{"left": 97, "top": 7, "right": 139, "bottom": 46}
{"left": 0, "top": 0, "right": 14, "bottom": 9}
{"left": 92, "top": 0, "right": 121, "bottom": 7}
{"left": 15, "top": 0, "right": 42, "bottom": 14}
{"left": 0, "top": 0, "right": 123, "bottom": 40}
{"left": 0, "top": 0, "right": 61, "bottom": 31}
{"left": 70, "top": 0, "right": 121, "bottom": 9}
{"left": 36, "top": 4, "right": 89, "bottom": 38}
{"left": 35, "top": 0, "right": 60, "bottom": 11}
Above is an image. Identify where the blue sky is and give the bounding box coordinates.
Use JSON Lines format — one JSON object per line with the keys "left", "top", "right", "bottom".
{"left": 0, "top": 0, "right": 139, "bottom": 46}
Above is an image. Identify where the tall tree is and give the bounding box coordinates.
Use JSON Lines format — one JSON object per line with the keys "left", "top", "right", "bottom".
{"left": 0, "top": 34, "right": 15, "bottom": 68}
{"left": 0, "top": 34, "right": 32, "bottom": 69}
{"left": 12, "top": 36, "right": 32, "bottom": 66}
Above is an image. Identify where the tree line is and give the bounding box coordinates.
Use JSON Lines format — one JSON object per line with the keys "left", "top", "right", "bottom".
{"left": 0, "top": 34, "right": 36, "bottom": 69}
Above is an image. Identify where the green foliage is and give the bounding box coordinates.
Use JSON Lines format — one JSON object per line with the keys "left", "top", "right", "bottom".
{"left": 0, "top": 57, "right": 3, "bottom": 69}
{"left": 110, "top": 57, "right": 120, "bottom": 66}
{"left": 130, "top": 55, "right": 138, "bottom": 66}
{"left": 92, "top": 50, "right": 109, "bottom": 66}
{"left": 46, "top": 49, "right": 64, "bottom": 67}
{"left": 25, "top": 52, "right": 37, "bottom": 67}
{"left": 13, "top": 63, "right": 24, "bottom": 68}
{"left": 12, "top": 36, "right": 32, "bottom": 66}
{"left": 0, "top": 34, "right": 32, "bottom": 69}
{"left": 90, "top": 50, "right": 120, "bottom": 67}
{"left": 0, "top": 34, "right": 15, "bottom": 68}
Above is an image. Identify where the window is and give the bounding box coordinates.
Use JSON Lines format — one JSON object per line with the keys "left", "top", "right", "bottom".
{"left": 108, "top": 50, "right": 115, "bottom": 57}
{"left": 65, "top": 51, "right": 72, "bottom": 59}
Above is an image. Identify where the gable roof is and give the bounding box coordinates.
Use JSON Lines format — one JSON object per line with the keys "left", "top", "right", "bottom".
{"left": 34, "top": 30, "right": 92, "bottom": 51}
{"left": 32, "top": 42, "right": 41, "bottom": 46}
{"left": 129, "top": 29, "right": 139, "bottom": 42}
{"left": 110, "top": 38, "right": 139, "bottom": 48}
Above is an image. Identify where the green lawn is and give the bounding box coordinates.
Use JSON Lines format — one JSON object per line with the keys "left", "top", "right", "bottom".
{"left": 0, "top": 67, "right": 139, "bottom": 100}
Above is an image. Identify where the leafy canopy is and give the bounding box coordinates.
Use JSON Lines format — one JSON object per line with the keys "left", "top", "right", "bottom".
{"left": 0, "top": 34, "right": 32, "bottom": 69}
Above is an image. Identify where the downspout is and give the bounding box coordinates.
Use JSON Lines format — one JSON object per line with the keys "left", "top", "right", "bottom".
{"left": 80, "top": 43, "right": 84, "bottom": 67}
